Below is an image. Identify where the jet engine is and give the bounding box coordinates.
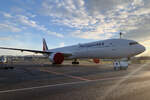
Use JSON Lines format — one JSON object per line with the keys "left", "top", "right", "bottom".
{"left": 93, "top": 58, "right": 100, "bottom": 64}
{"left": 49, "top": 53, "right": 64, "bottom": 64}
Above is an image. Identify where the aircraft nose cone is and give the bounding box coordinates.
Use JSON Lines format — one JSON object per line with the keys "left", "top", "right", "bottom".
{"left": 142, "top": 45, "right": 146, "bottom": 52}
{"left": 140, "top": 45, "right": 146, "bottom": 53}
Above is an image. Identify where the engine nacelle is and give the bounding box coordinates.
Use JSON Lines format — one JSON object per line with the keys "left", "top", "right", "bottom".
{"left": 49, "top": 53, "right": 64, "bottom": 64}
{"left": 93, "top": 58, "right": 100, "bottom": 64}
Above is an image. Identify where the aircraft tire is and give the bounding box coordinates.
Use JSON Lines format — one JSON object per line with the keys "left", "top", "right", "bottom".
{"left": 72, "top": 62, "right": 79, "bottom": 64}
{"left": 76, "top": 62, "right": 79, "bottom": 64}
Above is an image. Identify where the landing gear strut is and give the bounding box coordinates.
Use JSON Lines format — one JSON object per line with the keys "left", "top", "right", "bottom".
{"left": 72, "top": 59, "right": 79, "bottom": 64}
{"left": 113, "top": 60, "right": 128, "bottom": 71}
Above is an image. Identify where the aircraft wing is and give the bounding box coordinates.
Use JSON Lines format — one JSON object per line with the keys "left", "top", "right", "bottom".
{"left": 0, "top": 47, "right": 50, "bottom": 54}
{"left": 0, "top": 47, "right": 72, "bottom": 57}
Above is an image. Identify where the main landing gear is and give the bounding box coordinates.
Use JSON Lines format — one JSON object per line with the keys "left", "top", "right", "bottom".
{"left": 72, "top": 59, "right": 79, "bottom": 64}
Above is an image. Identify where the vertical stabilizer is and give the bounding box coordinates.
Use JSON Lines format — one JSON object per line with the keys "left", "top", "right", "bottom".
{"left": 43, "top": 38, "right": 48, "bottom": 51}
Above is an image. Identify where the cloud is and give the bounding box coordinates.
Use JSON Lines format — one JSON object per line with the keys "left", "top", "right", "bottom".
{"left": 0, "top": 12, "right": 64, "bottom": 38}
{"left": 16, "top": 15, "right": 37, "bottom": 27}
{"left": 72, "top": 29, "right": 115, "bottom": 40}
{"left": 16, "top": 15, "right": 64, "bottom": 37}
{"left": 47, "top": 31, "right": 64, "bottom": 38}
{"left": 40, "top": 0, "right": 150, "bottom": 40}
{"left": 0, "top": 36, "right": 13, "bottom": 41}
{"left": 0, "top": 0, "right": 149, "bottom": 41}
{"left": 59, "top": 42, "right": 65, "bottom": 47}
{"left": 41, "top": 0, "right": 96, "bottom": 29}
{"left": 0, "top": 23, "right": 21, "bottom": 32}
{"left": 2, "top": 12, "right": 12, "bottom": 18}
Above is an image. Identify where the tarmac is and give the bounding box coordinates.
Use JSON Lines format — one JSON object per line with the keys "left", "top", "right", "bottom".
{"left": 0, "top": 61, "right": 150, "bottom": 100}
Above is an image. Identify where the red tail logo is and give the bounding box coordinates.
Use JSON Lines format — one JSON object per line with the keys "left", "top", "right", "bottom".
{"left": 43, "top": 38, "right": 48, "bottom": 51}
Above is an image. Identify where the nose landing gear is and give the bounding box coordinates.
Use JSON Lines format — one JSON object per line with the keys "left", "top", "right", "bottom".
{"left": 72, "top": 59, "right": 79, "bottom": 64}
{"left": 113, "top": 60, "right": 128, "bottom": 71}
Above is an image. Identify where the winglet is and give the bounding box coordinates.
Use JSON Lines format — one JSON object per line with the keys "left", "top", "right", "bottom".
{"left": 43, "top": 38, "right": 48, "bottom": 51}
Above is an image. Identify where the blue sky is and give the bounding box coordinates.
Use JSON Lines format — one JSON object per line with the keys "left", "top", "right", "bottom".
{"left": 0, "top": 0, "right": 150, "bottom": 55}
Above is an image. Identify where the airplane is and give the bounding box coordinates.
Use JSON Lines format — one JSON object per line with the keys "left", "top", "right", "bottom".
{"left": 0, "top": 38, "right": 145, "bottom": 70}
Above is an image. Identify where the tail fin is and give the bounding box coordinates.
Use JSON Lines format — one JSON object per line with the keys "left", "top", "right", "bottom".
{"left": 43, "top": 38, "right": 48, "bottom": 51}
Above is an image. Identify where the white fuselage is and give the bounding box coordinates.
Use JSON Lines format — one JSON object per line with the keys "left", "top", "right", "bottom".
{"left": 48, "top": 39, "right": 145, "bottom": 59}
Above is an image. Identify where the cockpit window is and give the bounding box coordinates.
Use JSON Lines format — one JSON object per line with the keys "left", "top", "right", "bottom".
{"left": 129, "top": 42, "right": 138, "bottom": 45}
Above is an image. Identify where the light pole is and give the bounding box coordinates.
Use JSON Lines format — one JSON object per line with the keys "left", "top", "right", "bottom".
{"left": 120, "top": 32, "right": 123, "bottom": 39}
